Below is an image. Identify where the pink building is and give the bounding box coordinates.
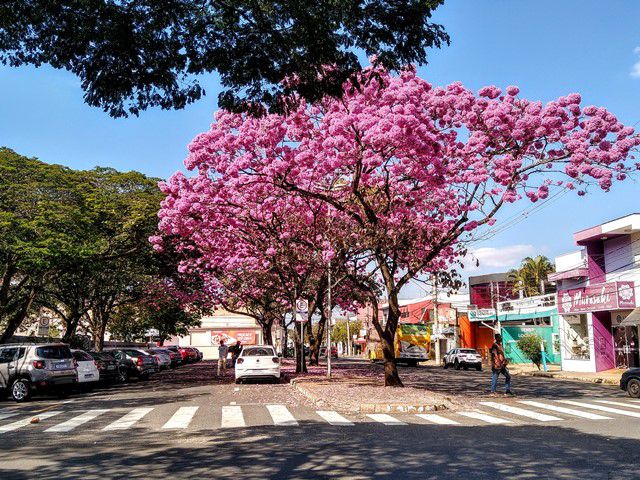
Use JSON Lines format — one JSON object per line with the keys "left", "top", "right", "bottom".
{"left": 551, "top": 214, "right": 640, "bottom": 372}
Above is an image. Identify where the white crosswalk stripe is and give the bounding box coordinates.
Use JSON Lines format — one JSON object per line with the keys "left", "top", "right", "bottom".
{"left": 458, "top": 411, "right": 511, "bottom": 424}
{"left": 266, "top": 404, "right": 298, "bottom": 426}
{"left": 221, "top": 405, "right": 245, "bottom": 428}
{"left": 103, "top": 407, "right": 153, "bottom": 431}
{"left": 518, "top": 401, "right": 611, "bottom": 420}
{"left": 366, "top": 414, "right": 406, "bottom": 425}
{"left": 316, "top": 410, "right": 354, "bottom": 426}
{"left": 0, "top": 411, "right": 63, "bottom": 434}
{"left": 558, "top": 400, "right": 640, "bottom": 418}
{"left": 594, "top": 400, "right": 640, "bottom": 410}
{"left": 415, "top": 413, "right": 460, "bottom": 425}
{"left": 0, "top": 412, "right": 20, "bottom": 421}
{"left": 162, "top": 406, "right": 199, "bottom": 429}
{"left": 480, "top": 402, "right": 562, "bottom": 422}
{"left": 45, "top": 409, "right": 109, "bottom": 433}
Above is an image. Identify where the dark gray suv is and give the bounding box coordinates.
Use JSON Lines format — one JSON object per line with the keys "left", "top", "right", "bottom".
{"left": 0, "top": 343, "right": 76, "bottom": 402}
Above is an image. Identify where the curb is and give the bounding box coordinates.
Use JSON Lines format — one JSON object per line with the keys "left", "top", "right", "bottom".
{"left": 519, "top": 371, "right": 620, "bottom": 386}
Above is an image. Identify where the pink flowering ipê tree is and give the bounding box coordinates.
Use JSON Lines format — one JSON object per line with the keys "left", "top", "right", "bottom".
{"left": 161, "top": 65, "right": 640, "bottom": 386}
{"left": 154, "top": 170, "right": 371, "bottom": 371}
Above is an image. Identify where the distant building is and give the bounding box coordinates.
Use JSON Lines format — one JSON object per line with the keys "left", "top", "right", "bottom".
{"left": 168, "top": 309, "right": 265, "bottom": 360}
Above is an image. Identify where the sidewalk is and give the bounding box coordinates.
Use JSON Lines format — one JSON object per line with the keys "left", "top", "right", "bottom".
{"left": 283, "top": 358, "right": 475, "bottom": 413}
{"left": 509, "top": 364, "right": 624, "bottom": 386}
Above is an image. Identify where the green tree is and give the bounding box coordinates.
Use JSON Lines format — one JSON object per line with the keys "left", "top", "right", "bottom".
{"left": 516, "top": 333, "right": 544, "bottom": 370}
{"left": 0, "top": 148, "right": 93, "bottom": 343}
{"left": 332, "top": 318, "right": 362, "bottom": 348}
{"left": 508, "top": 255, "right": 555, "bottom": 297}
{"left": 109, "top": 283, "right": 200, "bottom": 346}
{"left": 0, "top": 0, "right": 449, "bottom": 117}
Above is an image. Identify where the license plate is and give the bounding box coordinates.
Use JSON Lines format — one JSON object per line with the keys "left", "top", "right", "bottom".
{"left": 107, "top": 365, "right": 115, "bottom": 370}
{"left": 54, "top": 363, "right": 68, "bottom": 369}
{"left": 85, "top": 373, "right": 94, "bottom": 377}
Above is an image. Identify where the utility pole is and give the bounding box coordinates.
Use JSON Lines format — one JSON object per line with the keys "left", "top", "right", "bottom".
{"left": 346, "top": 315, "right": 351, "bottom": 356}
{"left": 327, "top": 261, "right": 332, "bottom": 377}
{"left": 433, "top": 274, "right": 440, "bottom": 365}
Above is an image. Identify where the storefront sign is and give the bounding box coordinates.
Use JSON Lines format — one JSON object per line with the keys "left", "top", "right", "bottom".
{"left": 211, "top": 330, "right": 257, "bottom": 346}
{"left": 468, "top": 308, "right": 497, "bottom": 322}
{"left": 557, "top": 281, "right": 636, "bottom": 314}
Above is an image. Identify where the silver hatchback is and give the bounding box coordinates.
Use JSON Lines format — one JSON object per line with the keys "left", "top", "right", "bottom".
{"left": 0, "top": 343, "right": 76, "bottom": 402}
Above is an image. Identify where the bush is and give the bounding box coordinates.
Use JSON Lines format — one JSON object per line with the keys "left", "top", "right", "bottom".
{"left": 516, "top": 333, "right": 544, "bottom": 370}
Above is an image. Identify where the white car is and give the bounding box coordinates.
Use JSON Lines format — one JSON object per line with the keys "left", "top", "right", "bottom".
{"left": 72, "top": 349, "right": 100, "bottom": 386}
{"left": 443, "top": 348, "right": 483, "bottom": 371}
{"left": 235, "top": 345, "right": 280, "bottom": 384}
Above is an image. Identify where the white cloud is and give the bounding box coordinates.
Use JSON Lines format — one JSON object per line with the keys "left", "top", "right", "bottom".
{"left": 464, "top": 244, "right": 536, "bottom": 272}
{"left": 631, "top": 47, "right": 640, "bottom": 78}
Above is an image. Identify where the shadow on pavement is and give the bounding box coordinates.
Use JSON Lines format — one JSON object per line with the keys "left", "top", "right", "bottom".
{"left": 0, "top": 421, "right": 638, "bottom": 479}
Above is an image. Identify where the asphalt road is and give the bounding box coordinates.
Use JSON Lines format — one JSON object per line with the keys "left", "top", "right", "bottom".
{"left": 1, "top": 360, "right": 638, "bottom": 480}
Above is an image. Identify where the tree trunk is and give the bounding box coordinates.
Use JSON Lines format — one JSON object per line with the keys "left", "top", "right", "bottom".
{"left": 261, "top": 321, "right": 273, "bottom": 346}
{"left": 294, "top": 322, "right": 307, "bottom": 373}
{"left": 0, "top": 286, "right": 37, "bottom": 344}
{"left": 62, "top": 311, "right": 81, "bottom": 343}
{"left": 381, "top": 291, "right": 403, "bottom": 387}
{"left": 309, "top": 313, "right": 326, "bottom": 366}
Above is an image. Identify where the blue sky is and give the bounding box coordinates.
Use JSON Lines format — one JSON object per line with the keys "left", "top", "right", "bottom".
{"left": 1, "top": 0, "right": 639, "bottom": 297}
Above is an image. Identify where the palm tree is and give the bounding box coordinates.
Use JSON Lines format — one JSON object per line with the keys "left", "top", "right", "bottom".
{"left": 508, "top": 256, "right": 555, "bottom": 297}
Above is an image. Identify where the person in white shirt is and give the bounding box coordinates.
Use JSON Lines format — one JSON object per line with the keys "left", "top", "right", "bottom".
{"left": 217, "top": 340, "right": 229, "bottom": 376}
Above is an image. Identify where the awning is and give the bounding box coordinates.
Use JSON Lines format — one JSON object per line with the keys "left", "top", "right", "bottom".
{"left": 619, "top": 308, "right": 640, "bottom": 327}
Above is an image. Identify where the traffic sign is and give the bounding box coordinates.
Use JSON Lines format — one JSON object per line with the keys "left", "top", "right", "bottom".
{"left": 295, "top": 299, "right": 308, "bottom": 322}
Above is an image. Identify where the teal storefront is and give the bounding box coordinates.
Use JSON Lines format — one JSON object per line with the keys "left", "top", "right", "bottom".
{"left": 497, "top": 296, "right": 560, "bottom": 365}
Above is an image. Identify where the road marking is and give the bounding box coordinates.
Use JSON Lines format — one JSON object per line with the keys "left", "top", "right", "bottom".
{"left": 162, "top": 406, "right": 199, "bottom": 429}
{"left": 458, "top": 411, "right": 512, "bottom": 424}
{"left": 366, "top": 414, "right": 406, "bottom": 425}
{"left": 316, "top": 411, "right": 354, "bottom": 426}
{"left": 518, "top": 401, "right": 611, "bottom": 420}
{"left": 221, "top": 405, "right": 245, "bottom": 428}
{"left": 266, "top": 404, "right": 298, "bottom": 426}
{"left": 0, "top": 411, "right": 63, "bottom": 434}
{"left": 45, "top": 409, "right": 109, "bottom": 433}
{"left": 558, "top": 400, "right": 640, "bottom": 418}
{"left": 415, "top": 414, "right": 460, "bottom": 425}
{"left": 0, "top": 412, "right": 20, "bottom": 421}
{"left": 480, "top": 402, "right": 562, "bottom": 422}
{"left": 103, "top": 408, "right": 153, "bottom": 431}
{"left": 594, "top": 400, "right": 640, "bottom": 410}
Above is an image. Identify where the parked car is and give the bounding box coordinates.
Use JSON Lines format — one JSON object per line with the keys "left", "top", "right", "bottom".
{"left": 164, "top": 346, "right": 185, "bottom": 366}
{"left": 621, "top": 367, "right": 640, "bottom": 398}
{"left": 146, "top": 349, "right": 171, "bottom": 370}
{"left": 192, "top": 347, "right": 204, "bottom": 361}
{"left": 443, "top": 348, "right": 483, "bottom": 371}
{"left": 0, "top": 343, "right": 76, "bottom": 402}
{"left": 149, "top": 347, "right": 181, "bottom": 368}
{"left": 105, "top": 348, "right": 157, "bottom": 382}
{"left": 88, "top": 351, "right": 120, "bottom": 384}
{"left": 235, "top": 345, "right": 280, "bottom": 384}
{"left": 71, "top": 350, "right": 100, "bottom": 389}
{"left": 182, "top": 347, "right": 199, "bottom": 363}
{"left": 320, "top": 346, "right": 338, "bottom": 359}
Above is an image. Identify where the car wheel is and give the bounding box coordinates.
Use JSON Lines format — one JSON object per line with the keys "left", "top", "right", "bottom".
{"left": 627, "top": 378, "right": 640, "bottom": 398}
{"left": 139, "top": 373, "right": 150, "bottom": 381}
{"left": 56, "top": 389, "right": 70, "bottom": 399}
{"left": 463, "top": 365, "right": 468, "bottom": 371}
{"left": 117, "top": 368, "right": 129, "bottom": 383}
{"left": 235, "top": 378, "right": 242, "bottom": 384}
{"left": 454, "top": 360, "right": 461, "bottom": 370}
{"left": 443, "top": 360, "right": 449, "bottom": 369}
{"left": 11, "top": 378, "right": 30, "bottom": 402}
{"left": 476, "top": 365, "right": 482, "bottom": 372}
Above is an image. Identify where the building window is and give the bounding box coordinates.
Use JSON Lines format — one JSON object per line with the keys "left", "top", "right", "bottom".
{"left": 563, "top": 314, "right": 590, "bottom": 360}
{"left": 400, "top": 312, "right": 409, "bottom": 318}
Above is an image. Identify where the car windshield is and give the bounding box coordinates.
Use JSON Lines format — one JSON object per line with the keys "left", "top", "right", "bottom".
{"left": 73, "top": 351, "right": 93, "bottom": 361}
{"left": 124, "top": 349, "right": 147, "bottom": 357}
{"left": 459, "top": 349, "right": 477, "bottom": 354}
{"left": 243, "top": 347, "right": 274, "bottom": 356}
{"left": 36, "top": 346, "right": 72, "bottom": 359}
